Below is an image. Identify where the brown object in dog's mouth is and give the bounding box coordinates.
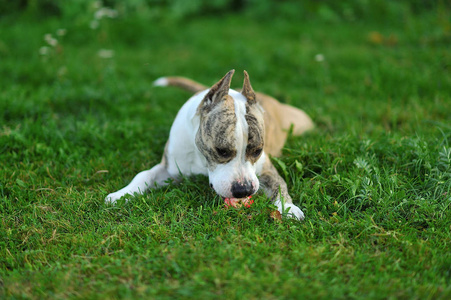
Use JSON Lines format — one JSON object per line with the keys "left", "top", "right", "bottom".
{"left": 224, "top": 196, "right": 253, "bottom": 208}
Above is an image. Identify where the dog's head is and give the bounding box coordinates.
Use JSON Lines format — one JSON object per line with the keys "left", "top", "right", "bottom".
{"left": 195, "top": 70, "right": 265, "bottom": 199}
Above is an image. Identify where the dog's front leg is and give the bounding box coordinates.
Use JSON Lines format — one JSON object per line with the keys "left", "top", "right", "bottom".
{"left": 105, "top": 163, "right": 172, "bottom": 203}
{"left": 259, "top": 156, "right": 305, "bottom": 220}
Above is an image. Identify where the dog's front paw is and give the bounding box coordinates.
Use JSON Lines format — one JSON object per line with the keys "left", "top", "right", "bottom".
{"left": 275, "top": 200, "right": 305, "bottom": 221}
{"left": 105, "top": 191, "right": 127, "bottom": 204}
{"left": 284, "top": 204, "right": 305, "bottom": 220}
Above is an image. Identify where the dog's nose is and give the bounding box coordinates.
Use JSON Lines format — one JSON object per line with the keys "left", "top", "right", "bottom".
{"left": 231, "top": 181, "right": 254, "bottom": 198}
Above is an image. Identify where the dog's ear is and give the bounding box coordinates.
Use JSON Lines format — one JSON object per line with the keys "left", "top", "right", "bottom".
{"left": 241, "top": 70, "right": 256, "bottom": 105}
{"left": 200, "top": 70, "right": 235, "bottom": 110}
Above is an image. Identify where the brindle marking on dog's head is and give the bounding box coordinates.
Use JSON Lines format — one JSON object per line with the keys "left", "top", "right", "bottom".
{"left": 244, "top": 104, "right": 264, "bottom": 164}
{"left": 196, "top": 70, "right": 237, "bottom": 170}
{"left": 242, "top": 71, "right": 264, "bottom": 164}
{"left": 196, "top": 102, "right": 237, "bottom": 169}
{"left": 195, "top": 70, "right": 265, "bottom": 170}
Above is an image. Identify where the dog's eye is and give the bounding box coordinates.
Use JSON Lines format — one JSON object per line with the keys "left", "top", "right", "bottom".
{"left": 216, "top": 147, "right": 232, "bottom": 158}
{"left": 252, "top": 148, "right": 263, "bottom": 157}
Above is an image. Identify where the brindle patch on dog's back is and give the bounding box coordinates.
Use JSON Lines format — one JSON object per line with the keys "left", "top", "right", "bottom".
{"left": 196, "top": 96, "right": 237, "bottom": 169}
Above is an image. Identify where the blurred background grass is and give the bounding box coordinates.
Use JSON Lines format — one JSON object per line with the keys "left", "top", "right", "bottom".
{"left": 1, "top": 0, "right": 450, "bottom": 83}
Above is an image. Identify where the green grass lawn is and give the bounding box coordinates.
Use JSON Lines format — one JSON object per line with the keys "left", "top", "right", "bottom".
{"left": 1, "top": 5, "right": 451, "bottom": 299}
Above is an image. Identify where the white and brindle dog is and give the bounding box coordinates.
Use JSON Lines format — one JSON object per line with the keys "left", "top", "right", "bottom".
{"left": 106, "top": 70, "right": 313, "bottom": 220}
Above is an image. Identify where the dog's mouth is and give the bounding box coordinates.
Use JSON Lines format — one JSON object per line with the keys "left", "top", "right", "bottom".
{"left": 210, "top": 183, "right": 254, "bottom": 208}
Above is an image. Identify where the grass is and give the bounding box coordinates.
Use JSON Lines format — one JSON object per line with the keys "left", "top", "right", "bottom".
{"left": 1, "top": 6, "right": 451, "bottom": 299}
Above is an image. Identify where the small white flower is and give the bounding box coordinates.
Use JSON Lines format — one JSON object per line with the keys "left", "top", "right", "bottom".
{"left": 315, "top": 54, "right": 325, "bottom": 62}
{"left": 105, "top": 8, "right": 118, "bottom": 18}
{"left": 56, "top": 28, "right": 67, "bottom": 36}
{"left": 95, "top": 7, "right": 118, "bottom": 19}
{"left": 44, "top": 34, "right": 58, "bottom": 47}
{"left": 94, "top": 9, "right": 104, "bottom": 19}
{"left": 39, "top": 46, "right": 49, "bottom": 55}
{"left": 98, "top": 49, "right": 114, "bottom": 58}
{"left": 49, "top": 38, "right": 58, "bottom": 46}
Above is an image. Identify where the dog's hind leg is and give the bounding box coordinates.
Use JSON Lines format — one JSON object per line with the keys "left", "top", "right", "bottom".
{"left": 259, "top": 156, "right": 305, "bottom": 220}
{"left": 105, "top": 163, "right": 172, "bottom": 203}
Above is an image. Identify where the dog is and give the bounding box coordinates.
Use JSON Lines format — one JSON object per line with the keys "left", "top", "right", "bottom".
{"left": 105, "top": 70, "right": 314, "bottom": 220}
